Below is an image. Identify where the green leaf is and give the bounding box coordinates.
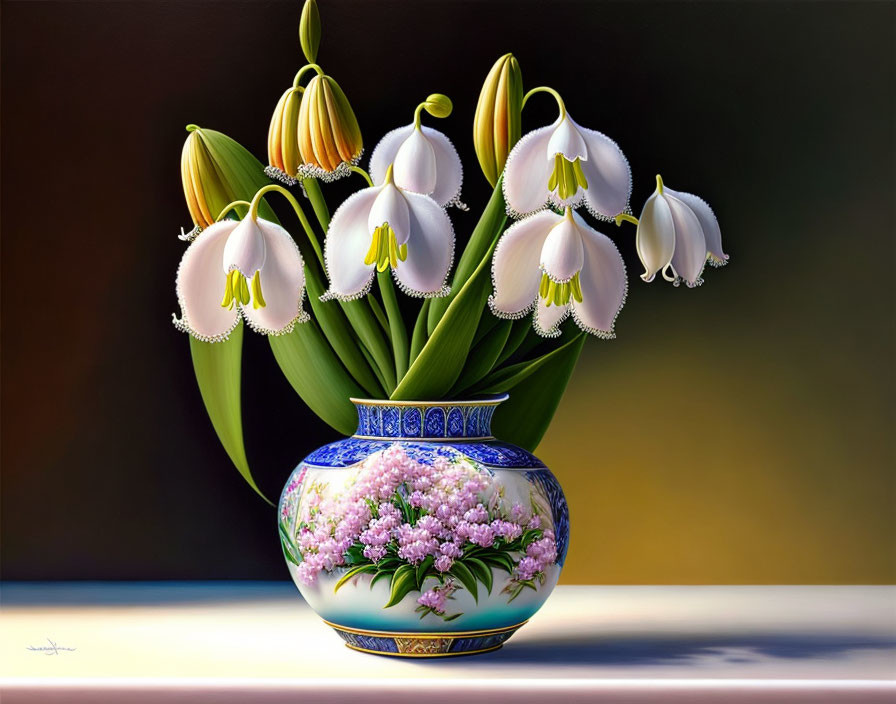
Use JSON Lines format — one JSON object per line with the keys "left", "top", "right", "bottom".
{"left": 268, "top": 318, "right": 365, "bottom": 435}
{"left": 494, "top": 318, "right": 532, "bottom": 367}
{"left": 370, "top": 569, "right": 393, "bottom": 589}
{"left": 303, "top": 259, "right": 385, "bottom": 398}
{"left": 450, "top": 320, "right": 512, "bottom": 395}
{"left": 481, "top": 553, "right": 515, "bottom": 575}
{"left": 443, "top": 612, "right": 463, "bottom": 622}
{"left": 378, "top": 272, "right": 409, "bottom": 382}
{"left": 409, "top": 299, "right": 430, "bottom": 367}
{"left": 465, "top": 557, "right": 493, "bottom": 594}
{"left": 416, "top": 555, "right": 435, "bottom": 590}
{"left": 334, "top": 563, "right": 377, "bottom": 592}
{"left": 428, "top": 176, "right": 506, "bottom": 334}
{"left": 449, "top": 561, "right": 478, "bottom": 603}
{"left": 472, "top": 332, "right": 584, "bottom": 395}
{"left": 189, "top": 323, "right": 270, "bottom": 503}
{"left": 279, "top": 524, "right": 301, "bottom": 566}
{"left": 391, "top": 248, "right": 497, "bottom": 400}
{"left": 340, "top": 299, "right": 396, "bottom": 393}
{"left": 491, "top": 332, "right": 586, "bottom": 451}
{"left": 385, "top": 564, "right": 417, "bottom": 608}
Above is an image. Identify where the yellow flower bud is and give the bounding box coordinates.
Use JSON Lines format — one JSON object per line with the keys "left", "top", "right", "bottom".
{"left": 422, "top": 93, "right": 453, "bottom": 119}
{"left": 181, "top": 125, "right": 237, "bottom": 232}
{"left": 299, "top": 0, "right": 321, "bottom": 64}
{"left": 180, "top": 125, "right": 274, "bottom": 239}
{"left": 297, "top": 74, "right": 363, "bottom": 181}
{"left": 473, "top": 53, "right": 523, "bottom": 188}
{"left": 266, "top": 87, "right": 303, "bottom": 185}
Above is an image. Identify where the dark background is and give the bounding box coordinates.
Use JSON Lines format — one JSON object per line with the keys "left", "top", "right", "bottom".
{"left": 2, "top": 1, "right": 893, "bottom": 582}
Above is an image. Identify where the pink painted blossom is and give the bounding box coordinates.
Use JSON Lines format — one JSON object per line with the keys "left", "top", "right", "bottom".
{"left": 434, "top": 555, "right": 454, "bottom": 572}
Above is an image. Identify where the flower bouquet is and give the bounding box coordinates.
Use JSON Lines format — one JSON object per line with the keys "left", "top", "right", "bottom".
{"left": 172, "top": 0, "right": 728, "bottom": 656}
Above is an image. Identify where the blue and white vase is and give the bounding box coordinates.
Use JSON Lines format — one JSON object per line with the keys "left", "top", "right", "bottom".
{"left": 278, "top": 395, "right": 569, "bottom": 657}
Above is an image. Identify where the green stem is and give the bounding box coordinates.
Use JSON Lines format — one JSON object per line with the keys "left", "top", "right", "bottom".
{"left": 215, "top": 200, "right": 252, "bottom": 222}
{"left": 521, "top": 86, "right": 566, "bottom": 118}
{"left": 367, "top": 294, "right": 389, "bottom": 334}
{"left": 409, "top": 299, "right": 430, "bottom": 367}
{"left": 248, "top": 184, "right": 324, "bottom": 268}
{"left": 293, "top": 63, "right": 325, "bottom": 88}
{"left": 302, "top": 178, "right": 332, "bottom": 231}
{"left": 378, "top": 272, "right": 409, "bottom": 381}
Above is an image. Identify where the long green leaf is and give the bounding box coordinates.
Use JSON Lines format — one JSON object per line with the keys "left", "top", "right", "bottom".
{"left": 449, "top": 561, "right": 478, "bottom": 603}
{"left": 409, "top": 299, "right": 430, "bottom": 366}
{"left": 494, "top": 318, "right": 532, "bottom": 367}
{"left": 415, "top": 555, "right": 435, "bottom": 590}
{"left": 391, "top": 232, "right": 503, "bottom": 400}
{"left": 268, "top": 317, "right": 365, "bottom": 435}
{"left": 491, "top": 332, "right": 586, "bottom": 451}
{"left": 341, "top": 299, "right": 396, "bottom": 393}
{"left": 189, "top": 323, "right": 269, "bottom": 503}
{"left": 378, "top": 272, "right": 409, "bottom": 381}
{"left": 334, "top": 563, "right": 377, "bottom": 592}
{"left": 427, "top": 176, "right": 506, "bottom": 334}
{"left": 451, "top": 320, "right": 512, "bottom": 395}
{"left": 472, "top": 332, "right": 584, "bottom": 395}
{"left": 304, "top": 259, "right": 384, "bottom": 397}
{"left": 385, "top": 564, "right": 417, "bottom": 608}
{"left": 465, "top": 557, "right": 493, "bottom": 595}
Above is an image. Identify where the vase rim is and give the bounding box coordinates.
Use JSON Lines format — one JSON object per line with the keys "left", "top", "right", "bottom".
{"left": 349, "top": 394, "right": 509, "bottom": 408}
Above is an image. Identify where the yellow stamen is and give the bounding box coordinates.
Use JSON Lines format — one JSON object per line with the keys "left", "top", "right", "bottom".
{"left": 238, "top": 274, "right": 250, "bottom": 306}
{"left": 251, "top": 270, "right": 267, "bottom": 309}
{"left": 367, "top": 222, "right": 405, "bottom": 273}
{"left": 539, "top": 271, "right": 583, "bottom": 307}
{"left": 221, "top": 273, "right": 235, "bottom": 309}
{"left": 548, "top": 155, "right": 588, "bottom": 200}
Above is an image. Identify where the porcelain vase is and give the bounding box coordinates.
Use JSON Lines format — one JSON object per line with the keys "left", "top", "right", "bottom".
{"left": 277, "top": 395, "right": 569, "bottom": 657}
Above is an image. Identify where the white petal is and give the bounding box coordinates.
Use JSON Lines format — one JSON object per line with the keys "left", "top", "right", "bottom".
{"left": 666, "top": 188, "right": 728, "bottom": 266}
{"left": 488, "top": 210, "right": 562, "bottom": 317}
{"left": 174, "top": 221, "right": 241, "bottom": 342}
{"left": 502, "top": 124, "right": 555, "bottom": 218}
{"left": 533, "top": 299, "right": 569, "bottom": 338}
{"left": 540, "top": 216, "right": 584, "bottom": 282}
{"left": 222, "top": 216, "right": 266, "bottom": 276}
{"left": 392, "top": 128, "right": 437, "bottom": 195}
{"left": 571, "top": 215, "right": 627, "bottom": 338}
{"left": 636, "top": 192, "right": 675, "bottom": 282}
{"left": 392, "top": 192, "right": 454, "bottom": 297}
{"left": 323, "top": 187, "right": 379, "bottom": 300}
{"left": 369, "top": 124, "right": 414, "bottom": 186}
{"left": 575, "top": 121, "right": 632, "bottom": 220}
{"left": 666, "top": 194, "right": 707, "bottom": 286}
{"left": 368, "top": 182, "right": 410, "bottom": 245}
{"left": 547, "top": 115, "right": 587, "bottom": 161}
{"left": 420, "top": 126, "right": 463, "bottom": 207}
{"left": 241, "top": 219, "right": 310, "bottom": 335}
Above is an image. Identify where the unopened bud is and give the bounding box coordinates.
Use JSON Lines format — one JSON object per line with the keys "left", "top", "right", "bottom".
{"left": 473, "top": 53, "right": 523, "bottom": 187}
{"left": 297, "top": 74, "right": 363, "bottom": 181}
{"left": 266, "top": 87, "right": 303, "bottom": 185}
{"left": 299, "top": 0, "right": 321, "bottom": 63}
{"left": 422, "top": 93, "right": 453, "bottom": 119}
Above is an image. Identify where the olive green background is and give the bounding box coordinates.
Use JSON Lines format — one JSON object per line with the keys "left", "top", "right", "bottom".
{"left": 2, "top": 0, "right": 893, "bottom": 582}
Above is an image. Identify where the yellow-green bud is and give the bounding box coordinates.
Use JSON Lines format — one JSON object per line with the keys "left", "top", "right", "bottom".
{"left": 299, "top": 0, "right": 321, "bottom": 63}
{"left": 266, "top": 87, "right": 303, "bottom": 184}
{"left": 423, "top": 93, "right": 453, "bottom": 119}
{"left": 297, "top": 74, "right": 363, "bottom": 179}
{"left": 473, "top": 53, "right": 523, "bottom": 187}
{"left": 181, "top": 125, "right": 273, "bottom": 232}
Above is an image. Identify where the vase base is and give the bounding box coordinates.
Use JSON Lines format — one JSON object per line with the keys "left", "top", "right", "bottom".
{"left": 323, "top": 619, "right": 527, "bottom": 657}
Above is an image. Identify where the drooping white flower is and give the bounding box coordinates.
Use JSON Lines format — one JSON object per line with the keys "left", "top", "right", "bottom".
{"left": 634, "top": 175, "right": 729, "bottom": 287}
{"left": 489, "top": 208, "right": 627, "bottom": 339}
{"left": 503, "top": 112, "right": 631, "bottom": 222}
{"left": 322, "top": 165, "right": 454, "bottom": 300}
{"left": 174, "top": 216, "right": 309, "bottom": 342}
{"left": 369, "top": 124, "right": 463, "bottom": 208}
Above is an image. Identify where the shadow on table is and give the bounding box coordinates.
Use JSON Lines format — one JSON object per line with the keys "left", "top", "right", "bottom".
{"left": 483, "top": 633, "right": 896, "bottom": 666}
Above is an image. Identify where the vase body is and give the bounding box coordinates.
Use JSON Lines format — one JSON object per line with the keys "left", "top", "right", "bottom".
{"left": 278, "top": 395, "right": 569, "bottom": 657}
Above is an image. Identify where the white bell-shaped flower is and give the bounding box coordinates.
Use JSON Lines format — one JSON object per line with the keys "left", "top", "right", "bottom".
{"left": 174, "top": 216, "right": 309, "bottom": 342}
{"left": 503, "top": 112, "right": 631, "bottom": 222}
{"left": 322, "top": 165, "right": 454, "bottom": 300}
{"left": 369, "top": 124, "right": 463, "bottom": 208}
{"left": 489, "top": 208, "right": 627, "bottom": 339}
{"left": 635, "top": 176, "right": 729, "bottom": 287}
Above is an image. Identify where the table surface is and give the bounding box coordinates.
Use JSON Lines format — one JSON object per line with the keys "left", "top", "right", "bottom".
{"left": 1, "top": 583, "right": 894, "bottom": 703}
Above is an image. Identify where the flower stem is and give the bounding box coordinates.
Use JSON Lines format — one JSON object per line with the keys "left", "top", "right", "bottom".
{"left": 292, "top": 62, "right": 325, "bottom": 88}
{"left": 377, "top": 271, "right": 409, "bottom": 381}
{"left": 215, "top": 200, "right": 252, "bottom": 222}
{"left": 302, "top": 178, "right": 332, "bottom": 229}
{"left": 348, "top": 166, "right": 373, "bottom": 187}
{"left": 521, "top": 86, "right": 566, "bottom": 119}
{"left": 248, "top": 184, "right": 325, "bottom": 268}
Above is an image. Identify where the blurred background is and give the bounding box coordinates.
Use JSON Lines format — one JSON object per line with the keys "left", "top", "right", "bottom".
{"left": 2, "top": 0, "right": 893, "bottom": 583}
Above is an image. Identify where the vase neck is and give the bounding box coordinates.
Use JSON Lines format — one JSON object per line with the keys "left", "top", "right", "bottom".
{"left": 350, "top": 396, "right": 508, "bottom": 441}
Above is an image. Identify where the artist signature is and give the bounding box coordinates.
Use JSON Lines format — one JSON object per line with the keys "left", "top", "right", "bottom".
{"left": 26, "top": 638, "right": 76, "bottom": 655}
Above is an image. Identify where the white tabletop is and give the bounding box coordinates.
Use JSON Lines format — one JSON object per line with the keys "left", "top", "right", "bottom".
{"left": 2, "top": 583, "right": 894, "bottom": 702}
